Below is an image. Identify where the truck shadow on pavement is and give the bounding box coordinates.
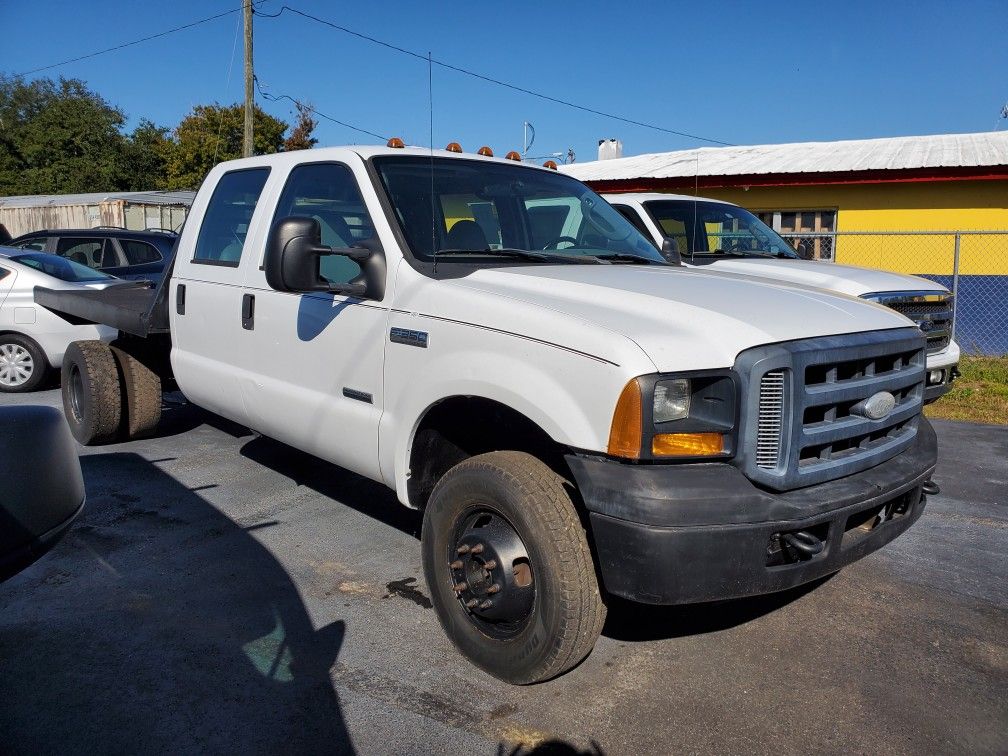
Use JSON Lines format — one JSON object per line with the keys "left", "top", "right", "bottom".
{"left": 601, "top": 575, "right": 834, "bottom": 642}
{"left": 0, "top": 453, "right": 354, "bottom": 755}
{"left": 239, "top": 434, "right": 422, "bottom": 538}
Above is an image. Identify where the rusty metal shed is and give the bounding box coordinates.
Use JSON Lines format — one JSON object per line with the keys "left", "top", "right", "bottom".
{"left": 0, "top": 190, "right": 195, "bottom": 238}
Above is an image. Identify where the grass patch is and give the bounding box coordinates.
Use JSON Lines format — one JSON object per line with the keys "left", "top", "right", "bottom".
{"left": 926, "top": 355, "right": 1008, "bottom": 425}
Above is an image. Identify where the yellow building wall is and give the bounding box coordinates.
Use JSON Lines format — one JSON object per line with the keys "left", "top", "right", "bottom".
{"left": 695, "top": 179, "right": 1008, "bottom": 276}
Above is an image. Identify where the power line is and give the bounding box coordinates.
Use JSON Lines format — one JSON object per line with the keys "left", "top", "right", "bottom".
{"left": 253, "top": 77, "right": 387, "bottom": 141}
{"left": 256, "top": 5, "right": 734, "bottom": 147}
{"left": 14, "top": 6, "right": 247, "bottom": 77}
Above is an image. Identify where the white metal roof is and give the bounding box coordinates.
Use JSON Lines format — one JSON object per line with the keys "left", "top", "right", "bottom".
{"left": 560, "top": 131, "right": 1008, "bottom": 182}
{"left": 0, "top": 190, "right": 196, "bottom": 209}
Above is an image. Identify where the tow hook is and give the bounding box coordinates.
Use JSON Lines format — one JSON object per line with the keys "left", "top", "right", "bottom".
{"left": 922, "top": 479, "right": 940, "bottom": 496}
{"left": 781, "top": 530, "right": 825, "bottom": 561}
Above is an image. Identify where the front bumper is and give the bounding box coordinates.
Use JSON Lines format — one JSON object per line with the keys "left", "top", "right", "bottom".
{"left": 567, "top": 418, "right": 938, "bottom": 605}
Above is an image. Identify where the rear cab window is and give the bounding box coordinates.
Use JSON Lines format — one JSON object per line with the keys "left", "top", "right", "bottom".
{"left": 193, "top": 168, "right": 271, "bottom": 267}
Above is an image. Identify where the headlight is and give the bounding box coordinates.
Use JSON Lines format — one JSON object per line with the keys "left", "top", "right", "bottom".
{"left": 608, "top": 371, "right": 738, "bottom": 460}
{"left": 654, "top": 379, "right": 690, "bottom": 422}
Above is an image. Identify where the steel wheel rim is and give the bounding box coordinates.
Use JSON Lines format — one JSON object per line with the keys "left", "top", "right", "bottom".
{"left": 0, "top": 343, "right": 33, "bottom": 387}
{"left": 448, "top": 506, "right": 536, "bottom": 639}
{"left": 68, "top": 364, "right": 85, "bottom": 422}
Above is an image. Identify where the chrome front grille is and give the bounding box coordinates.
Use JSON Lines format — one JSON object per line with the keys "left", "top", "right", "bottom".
{"left": 756, "top": 370, "right": 785, "bottom": 470}
{"left": 863, "top": 291, "right": 953, "bottom": 353}
{"left": 737, "top": 329, "right": 926, "bottom": 491}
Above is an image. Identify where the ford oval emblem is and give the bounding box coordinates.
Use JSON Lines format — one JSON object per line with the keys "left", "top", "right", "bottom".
{"left": 856, "top": 391, "right": 897, "bottom": 421}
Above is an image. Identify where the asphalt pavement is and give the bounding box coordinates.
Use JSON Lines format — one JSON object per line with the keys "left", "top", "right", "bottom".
{"left": 1, "top": 389, "right": 1005, "bottom": 755}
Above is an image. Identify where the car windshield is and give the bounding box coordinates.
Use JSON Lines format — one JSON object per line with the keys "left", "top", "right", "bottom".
{"left": 373, "top": 156, "right": 666, "bottom": 265}
{"left": 11, "top": 252, "right": 113, "bottom": 282}
{"left": 644, "top": 200, "right": 799, "bottom": 260}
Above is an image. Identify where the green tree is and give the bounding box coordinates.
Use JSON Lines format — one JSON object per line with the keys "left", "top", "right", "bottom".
{"left": 166, "top": 103, "right": 288, "bottom": 190}
{"left": 123, "top": 118, "right": 174, "bottom": 191}
{"left": 0, "top": 75, "right": 135, "bottom": 194}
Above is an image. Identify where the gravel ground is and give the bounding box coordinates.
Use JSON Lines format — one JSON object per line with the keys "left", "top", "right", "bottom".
{"left": 1, "top": 389, "right": 1005, "bottom": 755}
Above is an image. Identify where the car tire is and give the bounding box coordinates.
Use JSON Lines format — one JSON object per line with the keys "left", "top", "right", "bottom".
{"left": 422, "top": 451, "right": 606, "bottom": 684}
{"left": 111, "top": 346, "right": 162, "bottom": 439}
{"left": 0, "top": 334, "right": 48, "bottom": 393}
{"left": 61, "top": 340, "right": 123, "bottom": 445}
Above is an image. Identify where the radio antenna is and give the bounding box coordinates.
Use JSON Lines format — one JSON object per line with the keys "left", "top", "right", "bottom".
{"left": 429, "top": 50, "right": 437, "bottom": 276}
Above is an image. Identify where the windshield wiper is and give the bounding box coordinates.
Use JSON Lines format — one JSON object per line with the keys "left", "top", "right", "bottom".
{"left": 434, "top": 248, "right": 600, "bottom": 264}
{"left": 588, "top": 252, "right": 666, "bottom": 265}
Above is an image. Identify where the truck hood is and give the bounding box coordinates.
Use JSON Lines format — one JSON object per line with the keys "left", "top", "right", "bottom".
{"left": 450, "top": 264, "right": 915, "bottom": 372}
{"left": 685, "top": 257, "right": 947, "bottom": 298}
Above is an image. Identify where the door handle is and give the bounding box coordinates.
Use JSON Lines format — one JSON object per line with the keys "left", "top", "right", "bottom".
{"left": 176, "top": 283, "right": 186, "bottom": 315}
{"left": 241, "top": 293, "right": 255, "bottom": 330}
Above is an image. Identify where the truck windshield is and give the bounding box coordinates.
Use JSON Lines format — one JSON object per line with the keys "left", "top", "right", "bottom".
{"left": 373, "top": 156, "right": 666, "bottom": 265}
{"left": 11, "top": 252, "right": 114, "bottom": 282}
{"left": 643, "top": 200, "right": 799, "bottom": 260}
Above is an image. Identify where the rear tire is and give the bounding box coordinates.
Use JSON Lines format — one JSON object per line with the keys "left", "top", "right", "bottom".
{"left": 0, "top": 334, "right": 48, "bottom": 393}
{"left": 111, "top": 346, "right": 162, "bottom": 439}
{"left": 422, "top": 451, "right": 606, "bottom": 684}
{"left": 61, "top": 341, "right": 123, "bottom": 445}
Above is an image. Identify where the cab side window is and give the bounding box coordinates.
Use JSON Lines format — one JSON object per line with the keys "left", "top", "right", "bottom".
{"left": 271, "top": 163, "right": 376, "bottom": 286}
{"left": 194, "top": 168, "right": 270, "bottom": 266}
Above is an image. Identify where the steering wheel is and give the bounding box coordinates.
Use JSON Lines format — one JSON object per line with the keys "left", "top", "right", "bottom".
{"left": 542, "top": 236, "right": 579, "bottom": 250}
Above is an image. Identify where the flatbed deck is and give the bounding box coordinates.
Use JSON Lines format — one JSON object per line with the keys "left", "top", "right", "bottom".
{"left": 34, "top": 281, "right": 169, "bottom": 338}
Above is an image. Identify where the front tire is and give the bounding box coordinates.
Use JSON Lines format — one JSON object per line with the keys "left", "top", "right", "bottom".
{"left": 422, "top": 451, "right": 605, "bottom": 684}
{"left": 0, "top": 334, "right": 48, "bottom": 393}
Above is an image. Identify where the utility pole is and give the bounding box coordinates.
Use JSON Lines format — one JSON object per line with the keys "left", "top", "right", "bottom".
{"left": 243, "top": 0, "right": 254, "bottom": 158}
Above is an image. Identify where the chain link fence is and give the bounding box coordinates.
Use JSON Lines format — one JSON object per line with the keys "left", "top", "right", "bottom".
{"left": 779, "top": 231, "right": 1008, "bottom": 356}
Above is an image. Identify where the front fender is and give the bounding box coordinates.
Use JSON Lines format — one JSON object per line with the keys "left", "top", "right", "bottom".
{"left": 378, "top": 323, "right": 649, "bottom": 505}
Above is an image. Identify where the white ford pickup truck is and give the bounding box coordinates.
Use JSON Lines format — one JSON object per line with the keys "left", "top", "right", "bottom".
{"left": 36, "top": 144, "right": 939, "bottom": 684}
{"left": 602, "top": 193, "right": 960, "bottom": 401}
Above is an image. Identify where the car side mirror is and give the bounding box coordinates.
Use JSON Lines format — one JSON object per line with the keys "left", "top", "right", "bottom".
{"left": 661, "top": 237, "right": 683, "bottom": 265}
{"left": 264, "top": 216, "right": 385, "bottom": 300}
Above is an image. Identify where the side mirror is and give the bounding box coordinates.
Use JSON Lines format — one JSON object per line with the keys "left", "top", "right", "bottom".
{"left": 264, "top": 216, "right": 385, "bottom": 300}
{"left": 661, "top": 237, "right": 683, "bottom": 265}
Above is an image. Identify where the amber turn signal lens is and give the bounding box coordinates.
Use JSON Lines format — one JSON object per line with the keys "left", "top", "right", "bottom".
{"left": 387, "top": 137, "right": 405, "bottom": 148}
{"left": 445, "top": 141, "right": 463, "bottom": 153}
{"left": 543, "top": 160, "right": 558, "bottom": 169}
{"left": 652, "top": 432, "right": 724, "bottom": 457}
{"left": 477, "top": 145, "right": 494, "bottom": 157}
{"left": 608, "top": 379, "right": 643, "bottom": 459}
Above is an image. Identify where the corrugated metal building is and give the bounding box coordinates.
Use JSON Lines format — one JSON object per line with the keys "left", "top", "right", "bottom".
{"left": 0, "top": 190, "right": 195, "bottom": 239}
{"left": 560, "top": 132, "right": 1008, "bottom": 266}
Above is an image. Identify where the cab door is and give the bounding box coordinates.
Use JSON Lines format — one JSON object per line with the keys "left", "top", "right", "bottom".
{"left": 169, "top": 166, "right": 273, "bottom": 424}
{"left": 237, "top": 161, "right": 389, "bottom": 481}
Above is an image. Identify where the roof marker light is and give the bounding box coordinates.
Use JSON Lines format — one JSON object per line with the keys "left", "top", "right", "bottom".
{"left": 543, "top": 160, "right": 558, "bottom": 170}
{"left": 387, "top": 137, "right": 405, "bottom": 148}
{"left": 505, "top": 150, "right": 521, "bottom": 161}
{"left": 445, "top": 142, "right": 463, "bottom": 153}
{"left": 477, "top": 146, "right": 494, "bottom": 157}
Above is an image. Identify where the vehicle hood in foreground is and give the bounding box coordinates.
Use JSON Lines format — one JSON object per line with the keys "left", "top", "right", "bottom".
{"left": 447, "top": 264, "right": 915, "bottom": 372}
{"left": 685, "top": 257, "right": 947, "bottom": 298}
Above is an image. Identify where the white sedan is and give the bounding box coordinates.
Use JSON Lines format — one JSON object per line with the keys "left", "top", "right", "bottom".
{"left": 0, "top": 248, "right": 119, "bottom": 392}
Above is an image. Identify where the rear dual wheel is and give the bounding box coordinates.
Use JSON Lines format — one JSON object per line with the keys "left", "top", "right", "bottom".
{"left": 61, "top": 340, "right": 161, "bottom": 445}
{"left": 422, "top": 451, "right": 606, "bottom": 684}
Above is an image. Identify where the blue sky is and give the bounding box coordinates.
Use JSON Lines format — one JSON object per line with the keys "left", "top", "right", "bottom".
{"left": 2, "top": 0, "right": 1006, "bottom": 162}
